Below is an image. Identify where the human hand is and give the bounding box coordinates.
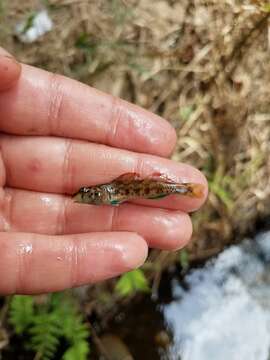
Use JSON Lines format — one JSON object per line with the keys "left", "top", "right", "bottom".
{"left": 0, "top": 48, "right": 207, "bottom": 294}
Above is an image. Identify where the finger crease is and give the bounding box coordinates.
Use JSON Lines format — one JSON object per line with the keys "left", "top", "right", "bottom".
{"left": 3, "top": 188, "right": 13, "bottom": 232}
{"left": 110, "top": 206, "right": 119, "bottom": 231}
{"left": 134, "top": 155, "right": 145, "bottom": 178}
{"left": 107, "top": 96, "right": 124, "bottom": 146}
{"left": 62, "top": 139, "right": 74, "bottom": 194}
{"left": 47, "top": 73, "right": 65, "bottom": 135}
{"left": 0, "top": 146, "right": 6, "bottom": 186}
{"left": 70, "top": 237, "right": 79, "bottom": 287}
{"left": 57, "top": 196, "right": 69, "bottom": 235}
{"left": 15, "top": 235, "right": 34, "bottom": 294}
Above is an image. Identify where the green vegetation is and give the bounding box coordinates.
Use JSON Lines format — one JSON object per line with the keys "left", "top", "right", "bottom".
{"left": 115, "top": 269, "right": 150, "bottom": 296}
{"left": 262, "top": 3, "right": 270, "bottom": 12}
{"left": 0, "top": 0, "right": 4, "bottom": 16}
{"left": 208, "top": 173, "right": 234, "bottom": 210}
{"left": 179, "top": 105, "right": 196, "bottom": 122}
{"left": 179, "top": 250, "right": 189, "bottom": 272}
{"left": 21, "top": 12, "right": 36, "bottom": 35}
{"left": 75, "top": 33, "right": 98, "bottom": 55}
{"left": 9, "top": 293, "right": 90, "bottom": 360}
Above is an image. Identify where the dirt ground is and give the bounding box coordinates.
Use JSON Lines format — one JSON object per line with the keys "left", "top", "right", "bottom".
{"left": 1, "top": 0, "right": 270, "bottom": 259}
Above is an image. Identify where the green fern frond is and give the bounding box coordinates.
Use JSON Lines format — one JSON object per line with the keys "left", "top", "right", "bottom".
{"left": 8, "top": 292, "right": 90, "bottom": 360}
{"left": 29, "top": 313, "right": 61, "bottom": 360}
{"left": 62, "top": 314, "right": 89, "bottom": 342}
{"left": 63, "top": 342, "right": 89, "bottom": 360}
{"left": 9, "top": 295, "right": 34, "bottom": 334}
{"left": 54, "top": 293, "right": 90, "bottom": 359}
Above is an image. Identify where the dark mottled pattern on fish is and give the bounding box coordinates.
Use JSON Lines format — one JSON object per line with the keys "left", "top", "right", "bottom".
{"left": 72, "top": 173, "right": 204, "bottom": 206}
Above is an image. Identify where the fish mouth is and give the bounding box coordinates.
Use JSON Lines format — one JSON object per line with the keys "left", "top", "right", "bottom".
{"left": 72, "top": 192, "right": 82, "bottom": 203}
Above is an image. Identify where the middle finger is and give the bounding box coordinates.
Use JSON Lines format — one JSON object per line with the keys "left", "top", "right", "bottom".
{"left": 0, "top": 134, "right": 207, "bottom": 212}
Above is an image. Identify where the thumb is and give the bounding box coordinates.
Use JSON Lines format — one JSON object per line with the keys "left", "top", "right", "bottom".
{"left": 0, "top": 47, "right": 21, "bottom": 91}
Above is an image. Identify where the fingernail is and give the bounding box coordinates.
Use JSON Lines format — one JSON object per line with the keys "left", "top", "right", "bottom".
{"left": 0, "top": 47, "right": 13, "bottom": 56}
{"left": 2, "top": 54, "right": 19, "bottom": 65}
{"left": 3, "top": 55, "right": 14, "bottom": 59}
{"left": 0, "top": 47, "right": 19, "bottom": 64}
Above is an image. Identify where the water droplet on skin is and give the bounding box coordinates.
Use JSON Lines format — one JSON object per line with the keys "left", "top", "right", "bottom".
{"left": 0, "top": 215, "right": 10, "bottom": 231}
{"left": 18, "top": 243, "right": 33, "bottom": 255}
{"left": 40, "top": 195, "right": 53, "bottom": 205}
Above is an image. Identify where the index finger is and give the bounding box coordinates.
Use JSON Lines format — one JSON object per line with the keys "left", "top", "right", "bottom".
{"left": 0, "top": 63, "right": 176, "bottom": 157}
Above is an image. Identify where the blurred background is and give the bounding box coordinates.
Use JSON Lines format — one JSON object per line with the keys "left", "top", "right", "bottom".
{"left": 1, "top": 0, "right": 270, "bottom": 359}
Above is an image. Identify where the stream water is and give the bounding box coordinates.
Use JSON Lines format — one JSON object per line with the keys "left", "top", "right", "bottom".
{"left": 103, "top": 229, "right": 270, "bottom": 360}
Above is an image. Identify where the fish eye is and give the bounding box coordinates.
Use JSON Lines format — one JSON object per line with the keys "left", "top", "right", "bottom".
{"left": 80, "top": 187, "right": 90, "bottom": 193}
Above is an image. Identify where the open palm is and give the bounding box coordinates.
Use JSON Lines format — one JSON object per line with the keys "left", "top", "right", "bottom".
{"left": 0, "top": 49, "right": 207, "bottom": 294}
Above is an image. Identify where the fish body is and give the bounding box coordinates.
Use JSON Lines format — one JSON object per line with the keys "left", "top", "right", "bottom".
{"left": 72, "top": 173, "right": 204, "bottom": 206}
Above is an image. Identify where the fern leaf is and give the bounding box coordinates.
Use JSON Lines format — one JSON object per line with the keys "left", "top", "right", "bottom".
{"left": 29, "top": 313, "right": 61, "bottom": 360}
{"left": 51, "top": 292, "right": 90, "bottom": 360}
{"left": 9, "top": 295, "right": 34, "bottom": 334}
{"left": 63, "top": 341, "right": 89, "bottom": 360}
{"left": 8, "top": 292, "right": 90, "bottom": 360}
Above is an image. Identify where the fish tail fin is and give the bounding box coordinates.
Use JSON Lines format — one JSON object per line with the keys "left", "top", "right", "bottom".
{"left": 175, "top": 183, "right": 204, "bottom": 198}
{"left": 190, "top": 183, "right": 205, "bottom": 198}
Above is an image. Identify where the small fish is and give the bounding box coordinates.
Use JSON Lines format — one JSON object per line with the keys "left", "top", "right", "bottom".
{"left": 72, "top": 172, "right": 204, "bottom": 206}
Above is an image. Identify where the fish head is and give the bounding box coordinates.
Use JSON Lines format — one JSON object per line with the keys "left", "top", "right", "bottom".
{"left": 72, "top": 186, "right": 107, "bottom": 205}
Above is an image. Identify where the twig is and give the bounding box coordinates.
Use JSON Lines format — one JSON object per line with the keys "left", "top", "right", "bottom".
{"left": 88, "top": 322, "right": 111, "bottom": 360}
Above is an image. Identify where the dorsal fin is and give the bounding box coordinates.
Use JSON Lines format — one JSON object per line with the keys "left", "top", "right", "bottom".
{"left": 150, "top": 172, "right": 176, "bottom": 183}
{"left": 113, "top": 172, "right": 141, "bottom": 182}
{"left": 113, "top": 172, "right": 176, "bottom": 184}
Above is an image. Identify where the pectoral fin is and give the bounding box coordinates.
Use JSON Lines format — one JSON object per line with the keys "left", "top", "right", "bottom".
{"left": 148, "top": 194, "right": 168, "bottom": 200}
{"left": 110, "top": 200, "right": 121, "bottom": 206}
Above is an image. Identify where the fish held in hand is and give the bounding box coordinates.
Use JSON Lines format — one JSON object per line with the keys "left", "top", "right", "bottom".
{"left": 72, "top": 172, "right": 205, "bottom": 206}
